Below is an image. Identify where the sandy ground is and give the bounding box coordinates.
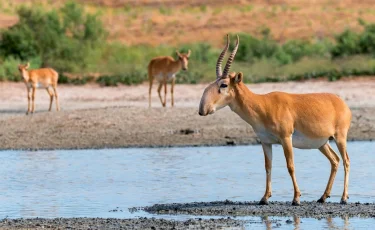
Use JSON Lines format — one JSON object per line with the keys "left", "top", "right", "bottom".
{"left": 0, "top": 79, "right": 375, "bottom": 150}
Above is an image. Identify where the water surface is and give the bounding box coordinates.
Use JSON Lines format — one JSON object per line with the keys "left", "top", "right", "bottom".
{"left": 0, "top": 142, "right": 374, "bottom": 228}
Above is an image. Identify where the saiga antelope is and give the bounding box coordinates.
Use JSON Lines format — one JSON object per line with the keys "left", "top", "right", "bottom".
{"left": 199, "top": 35, "right": 352, "bottom": 205}
{"left": 148, "top": 50, "right": 191, "bottom": 107}
{"left": 18, "top": 63, "right": 60, "bottom": 115}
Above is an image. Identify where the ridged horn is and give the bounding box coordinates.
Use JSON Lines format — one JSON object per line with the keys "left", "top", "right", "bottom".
{"left": 222, "top": 34, "right": 239, "bottom": 78}
{"left": 216, "top": 34, "right": 229, "bottom": 79}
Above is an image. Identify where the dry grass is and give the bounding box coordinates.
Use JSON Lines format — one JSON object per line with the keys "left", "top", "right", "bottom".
{"left": 1, "top": 0, "right": 375, "bottom": 46}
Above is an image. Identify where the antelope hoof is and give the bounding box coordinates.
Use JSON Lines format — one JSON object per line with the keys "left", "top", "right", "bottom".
{"left": 317, "top": 195, "right": 329, "bottom": 203}
{"left": 292, "top": 200, "right": 300, "bottom": 206}
{"left": 340, "top": 199, "right": 348, "bottom": 205}
{"left": 258, "top": 198, "right": 269, "bottom": 205}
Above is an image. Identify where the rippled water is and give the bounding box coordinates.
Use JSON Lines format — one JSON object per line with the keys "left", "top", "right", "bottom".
{"left": 0, "top": 142, "right": 374, "bottom": 228}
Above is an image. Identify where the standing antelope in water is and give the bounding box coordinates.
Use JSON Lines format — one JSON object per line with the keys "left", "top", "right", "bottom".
{"left": 148, "top": 50, "right": 191, "bottom": 107}
{"left": 199, "top": 35, "right": 352, "bottom": 205}
{"left": 18, "top": 63, "right": 60, "bottom": 115}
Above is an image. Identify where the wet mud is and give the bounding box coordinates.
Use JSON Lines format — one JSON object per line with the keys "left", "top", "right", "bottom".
{"left": 0, "top": 217, "right": 246, "bottom": 230}
{"left": 143, "top": 200, "right": 375, "bottom": 218}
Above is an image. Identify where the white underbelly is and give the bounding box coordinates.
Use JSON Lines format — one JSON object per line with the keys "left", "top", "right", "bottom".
{"left": 256, "top": 130, "right": 328, "bottom": 149}
{"left": 27, "top": 82, "right": 47, "bottom": 89}
{"left": 155, "top": 73, "right": 176, "bottom": 82}
{"left": 292, "top": 130, "right": 328, "bottom": 149}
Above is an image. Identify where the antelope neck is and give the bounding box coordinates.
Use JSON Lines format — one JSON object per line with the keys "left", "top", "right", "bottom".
{"left": 21, "top": 70, "right": 30, "bottom": 82}
{"left": 228, "top": 83, "right": 264, "bottom": 127}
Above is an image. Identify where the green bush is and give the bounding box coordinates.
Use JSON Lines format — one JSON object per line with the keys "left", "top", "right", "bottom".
{"left": 96, "top": 69, "right": 147, "bottom": 86}
{"left": 359, "top": 24, "right": 375, "bottom": 54}
{"left": 175, "top": 71, "right": 205, "bottom": 84}
{"left": 227, "top": 33, "right": 331, "bottom": 65}
{"left": 0, "top": 56, "right": 22, "bottom": 81}
{"left": 228, "top": 33, "right": 278, "bottom": 62}
{"left": 331, "top": 29, "right": 361, "bottom": 57}
{"left": 58, "top": 73, "right": 94, "bottom": 85}
{"left": 0, "top": 2, "right": 107, "bottom": 72}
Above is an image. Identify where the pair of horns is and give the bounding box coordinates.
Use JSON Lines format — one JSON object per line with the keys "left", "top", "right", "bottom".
{"left": 177, "top": 49, "right": 191, "bottom": 57}
{"left": 216, "top": 34, "right": 239, "bottom": 79}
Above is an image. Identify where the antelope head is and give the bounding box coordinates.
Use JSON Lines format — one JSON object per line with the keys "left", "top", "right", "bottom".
{"left": 199, "top": 34, "right": 242, "bottom": 116}
{"left": 176, "top": 50, "right": 191, "bottom": 71}
{"left": 18, "top": 62, "right": 30, "bottom": 81}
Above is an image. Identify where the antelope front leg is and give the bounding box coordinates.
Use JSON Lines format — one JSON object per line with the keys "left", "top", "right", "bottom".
{"left": 148, "top": 78, "right": 153, "bottom": 108}
{"left": 157, "top": 82, "right": 164, "bottom": 107}
{"left": 31, "top": 87, "right": 36, "bottom": 114}
{"left": 259, "top": 143, "right": 273, "bottom": 205}
{"left": 171, "top": 78, "right": 175, "bottom": 107}
{"left": 52, "top": 85, "right": 60, "bottom": 111}
{"left": 163, "top": 80, "right": 167, "bottom": 107}
{"left": 26, "top": 88, "right": 31, "bottom": 115}
{"left": 281, "top": 137, "right": 301, "bottom": 206}
{"left": 47, "top": 88, "right": 54, "bottom": 111}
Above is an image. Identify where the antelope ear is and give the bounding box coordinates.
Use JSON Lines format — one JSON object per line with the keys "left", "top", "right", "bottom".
{"left": 176, "top": 50, "right": 181, "bottom": 57}
{"left": 235, "top": 72, "right": 243, "bottom": 83}
{"left": 187, "top": 49, "right": 191, "bottom": 57}
{"left": 25, "top": 62, "right": 30, "bottom": 69}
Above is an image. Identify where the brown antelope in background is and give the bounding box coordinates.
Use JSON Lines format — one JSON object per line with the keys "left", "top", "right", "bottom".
{"left": 148, "top": 50, "right": 191, "bottom": 107}
{"left": 18, "top": 63, "right": 60, "bottom": 115}
{"left": 199, "top": 35, "right": 352, "bottom": 206}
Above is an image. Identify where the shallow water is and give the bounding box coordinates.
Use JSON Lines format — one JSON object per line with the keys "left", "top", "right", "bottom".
{"left": 0, "top": 142, "right": 374, "bottom": 228}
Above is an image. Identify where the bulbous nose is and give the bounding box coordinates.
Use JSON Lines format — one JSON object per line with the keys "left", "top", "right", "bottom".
{"left": 198, "top": 111, "right": 203, "bottom": 116}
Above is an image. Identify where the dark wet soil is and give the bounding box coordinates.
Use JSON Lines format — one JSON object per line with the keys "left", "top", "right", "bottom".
{"left": 2, "top": 201, "right": 375, "bottom": 229}
{"left": 0, "top": 217, "right": 246, "bottom": 230}
{"left": 143, "top": 200, "right": 375, "bottom": 218}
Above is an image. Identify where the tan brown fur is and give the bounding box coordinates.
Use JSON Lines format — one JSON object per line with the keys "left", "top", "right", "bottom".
{"left": 18, "top": 63, "right": 60, "bottom": 115}
{"left": 199, "top": 35, "right": 352, "bottom": 205}
{"left": 148, "top": 50, "right": 190, "bottom": 107}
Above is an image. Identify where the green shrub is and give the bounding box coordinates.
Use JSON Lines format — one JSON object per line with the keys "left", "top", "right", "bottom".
{"left": 96, "top": 69, "right": 147, "bottom": 86}
{"left": 359, "top": 24, "right": 375, "bottom": 54}
{"left": 331, "top": 29, "right": 361, "bottom": 57}
{"left": 175, "top": 71, "right": 204, "bottom": 84}
{"left": 0, "top": 56, "right": 22, "bottom": 81}
{"left": 0, "top": 2, "right": 107, "bottom": 72}
{"left": 229, "top": 33, "right": 278, "bottom": 62}
{"left": 58, "top": 74, "right": 94, "bottom": 85}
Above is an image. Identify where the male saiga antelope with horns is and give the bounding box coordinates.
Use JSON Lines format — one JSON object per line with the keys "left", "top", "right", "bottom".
{"left": 148, "top": 50, "right": 191, "bottom": 107}
{"left": 199, "top": 35, "right": 352, "bottom": 205}
{"left": 18, "top": 63, "right": 60, "bottom": 115}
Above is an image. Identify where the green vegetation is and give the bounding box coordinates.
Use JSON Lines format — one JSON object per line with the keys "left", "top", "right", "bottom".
{"left": 1, "top": 3, "right": 375, "bottom": 86}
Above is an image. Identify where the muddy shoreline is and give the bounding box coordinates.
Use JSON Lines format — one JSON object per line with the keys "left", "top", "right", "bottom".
{"left": 0, "top": 217, "right": 246, "bottom": 230}
{"left": 1, "top": 201, "right": 374, "bottom": 229}
{"left": 144, "top": 200, "right": 375, "bottom": 218}
{"left": 0, "top": 107, "right": 374, "bottom": 150}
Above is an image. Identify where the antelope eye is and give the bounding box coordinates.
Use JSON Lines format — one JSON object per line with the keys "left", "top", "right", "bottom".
{"left": 220, "top": 84, "right": 228, "bottom": 88}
